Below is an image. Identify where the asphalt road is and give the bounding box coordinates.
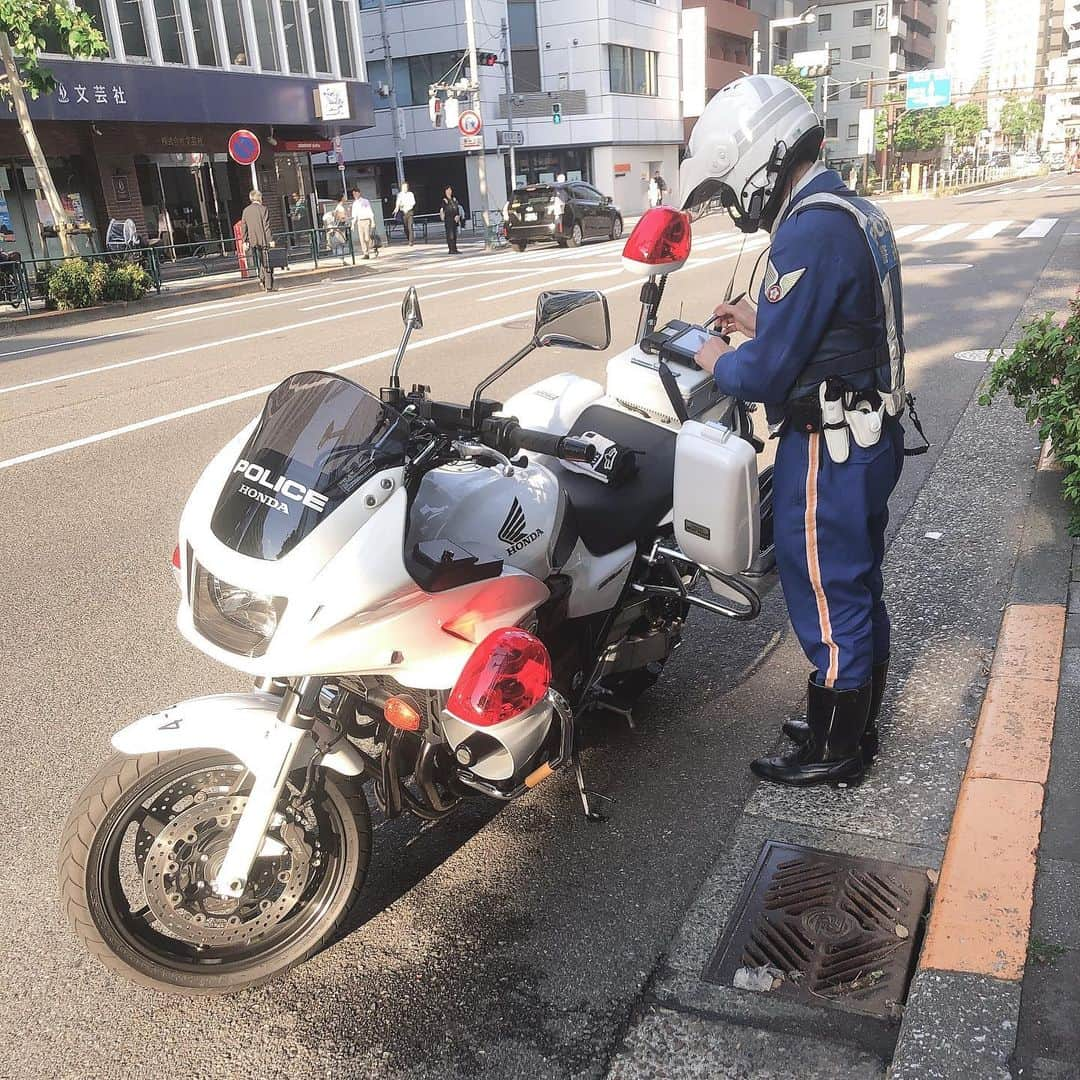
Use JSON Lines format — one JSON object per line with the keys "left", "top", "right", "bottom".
{"left": 2, "top": 173, "right": 1078, "bottom": 1080}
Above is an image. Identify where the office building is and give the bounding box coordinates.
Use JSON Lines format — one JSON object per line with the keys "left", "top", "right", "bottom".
{"left": 0, "top": 0, "right": 373, "bottom": 260}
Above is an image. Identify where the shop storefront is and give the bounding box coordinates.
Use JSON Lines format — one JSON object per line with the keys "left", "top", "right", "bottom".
{"left": 0, "top": 58, "right": 374, "bottom": 260}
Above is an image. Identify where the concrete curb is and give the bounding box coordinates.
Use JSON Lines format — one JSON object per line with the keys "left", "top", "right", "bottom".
{"left": 888, "top": 448, "right": 1071, "bottom": 1080}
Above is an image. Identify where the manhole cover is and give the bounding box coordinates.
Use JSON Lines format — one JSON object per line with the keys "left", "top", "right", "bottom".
{"left": 705, "top": 842, "right": 931, "bottom": 1020}
{"left": 954, "top": 349, "right": 1005, "bottom": 363}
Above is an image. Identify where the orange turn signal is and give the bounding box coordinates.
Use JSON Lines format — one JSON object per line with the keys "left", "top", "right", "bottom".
{"left": 384, "top": 695, "right": 422, "bottom": 732}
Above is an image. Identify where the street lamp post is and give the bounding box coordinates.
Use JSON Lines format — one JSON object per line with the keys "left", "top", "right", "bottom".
{"left": 766, "top": 5, "right": 817, "bottom": 75}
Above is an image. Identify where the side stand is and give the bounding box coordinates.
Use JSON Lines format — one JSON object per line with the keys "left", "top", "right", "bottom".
{"left": 573, "top": 754, "right": 614, "bottom": 823}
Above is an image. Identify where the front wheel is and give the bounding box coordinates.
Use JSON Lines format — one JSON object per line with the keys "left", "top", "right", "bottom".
{"left": 59, "top": 749, "right": 371, "bottom": 994}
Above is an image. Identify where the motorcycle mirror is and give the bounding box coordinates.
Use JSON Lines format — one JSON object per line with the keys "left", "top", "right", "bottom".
{"left": 401, "top": 286, "right": 423, "bottom": 329}
{"left": 533, "top": 289, "right": 611, "bottom": 351}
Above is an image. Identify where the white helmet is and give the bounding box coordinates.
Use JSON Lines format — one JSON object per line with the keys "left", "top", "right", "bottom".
{"left": 680, "top": 75, "right": 824, "bottom": 234}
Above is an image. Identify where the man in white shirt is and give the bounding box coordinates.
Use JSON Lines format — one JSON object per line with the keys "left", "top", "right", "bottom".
{"left": 393, "top": 182, "right": 416, "bottom": 246}
{"left": 350, "top": 189, "right": 375, "bottom": 259}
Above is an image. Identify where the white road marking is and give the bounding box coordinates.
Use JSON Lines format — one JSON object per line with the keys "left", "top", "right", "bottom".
{"left": 480, "top": 268, "right": 623, "bottom": 302}
{"left": 0, "top": 243, "right": 754, "bottom": 471}
{"left": 893, "top": 224, "right": 929, "bottom": 239}
{"left": 967, "top": 220, "right": 1013, "bottom": 239}
{"left": 298, "top": 275, "right": 458, "bottom": 311}
{"left": 913, "top": 222, "right": 969, "bottom": 242}
{"left": 1016, "top": 217, "right": 1058, "bottom": 238}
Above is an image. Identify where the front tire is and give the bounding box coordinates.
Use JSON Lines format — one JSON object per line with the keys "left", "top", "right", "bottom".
{"left": 59, "top": 750, "right": 371, "bottom": 995}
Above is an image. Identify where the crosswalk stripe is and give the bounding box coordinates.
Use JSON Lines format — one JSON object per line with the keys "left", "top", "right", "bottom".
{"left": 1017, "top": 218, "right": 1058, "bottom": 238}
{"left": 914, "top": 222, "right": 969, "bottom": 242}
{"left": 968, "top": 220, "right": 1013, "bottom": 239}
{"left": 893, "top": 224, "right": 929, "bottom": 239}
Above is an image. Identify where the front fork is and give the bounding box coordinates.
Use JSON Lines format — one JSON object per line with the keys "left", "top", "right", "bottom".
{"left": 212, "top": 677, "right": 323, "bottom": 898}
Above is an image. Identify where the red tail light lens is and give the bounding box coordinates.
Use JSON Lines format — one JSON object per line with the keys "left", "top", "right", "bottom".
{"left": 447, "top": 628, "right": 552, "bottom": 727}
{"left": 171, "top": 545, "right": 181, "bottom": 570}
{"left": 621, "top": 207, "right": 692, "bottom": 275}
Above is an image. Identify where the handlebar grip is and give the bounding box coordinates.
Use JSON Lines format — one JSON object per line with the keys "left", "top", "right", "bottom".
{"left": 514, "top": 427, "right": 597, "bottom": 464}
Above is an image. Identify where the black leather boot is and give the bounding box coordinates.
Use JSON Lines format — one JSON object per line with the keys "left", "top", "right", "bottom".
{"left": 751, "top": 677, "right": 873, "bottom": 787}
{"left": 782, "top": 659, "right": 888, "bottom": 761}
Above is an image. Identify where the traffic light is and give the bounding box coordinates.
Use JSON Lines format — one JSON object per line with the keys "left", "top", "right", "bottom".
{"left": 478, "top": 52, "right": 499, "bottom": 67}
{"left": 552, "top": 102, "right": 562, "bottom": 125}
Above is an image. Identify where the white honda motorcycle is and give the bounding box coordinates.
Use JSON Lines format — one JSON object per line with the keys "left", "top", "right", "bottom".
{"left": 60, "top": 209, "right": 776, "bottom": 993}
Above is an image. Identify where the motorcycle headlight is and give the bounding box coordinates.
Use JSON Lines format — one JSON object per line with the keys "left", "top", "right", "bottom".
{"left": 192, "top": 562, "right": 286, "bottom": 658}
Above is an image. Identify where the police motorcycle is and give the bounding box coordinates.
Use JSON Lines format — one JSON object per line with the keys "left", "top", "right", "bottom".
{"left": 59, "top": 208, "right": 777, "bottom": 994}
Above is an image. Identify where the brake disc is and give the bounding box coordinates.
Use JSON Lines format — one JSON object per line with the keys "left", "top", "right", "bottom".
{"left": 143, "top": 795, "right": 313, "bottom": 947}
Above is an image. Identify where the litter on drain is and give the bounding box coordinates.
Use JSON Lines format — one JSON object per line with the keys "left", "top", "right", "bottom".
{"left": 705, "top": 842, "right": 932, "bottom": 1019}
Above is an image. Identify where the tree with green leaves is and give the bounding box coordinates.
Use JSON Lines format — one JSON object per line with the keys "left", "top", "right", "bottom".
{"left": 999, "top": 96, "right": 1044, "bottom": 149}
{"left": 875, "top": 99, "right": 987, "bottom": 154}
{"left": 0, "top": 2, "right": 108, "bottom": 256}
{"left": 773, "top": 64, "right": 816, "bottom": 104}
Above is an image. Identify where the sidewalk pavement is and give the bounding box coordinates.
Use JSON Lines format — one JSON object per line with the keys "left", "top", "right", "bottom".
{"left": 604, "top": 217, "right": 1079, "bottom": 1079}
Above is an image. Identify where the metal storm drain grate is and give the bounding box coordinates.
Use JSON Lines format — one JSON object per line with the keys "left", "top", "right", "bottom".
{"left": 705, "top": 842, "right": 932, "bottom": 1019}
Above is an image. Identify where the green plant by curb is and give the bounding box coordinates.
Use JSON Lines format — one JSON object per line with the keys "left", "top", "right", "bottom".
{"left": 45, "top": 257, "right": 151, "bottom": 310}
{"left": 981, "top": 291, "right": 1080, "bottom": 535}
{"left": 1028, "top": 935, "right": 1067, "bottom": 965}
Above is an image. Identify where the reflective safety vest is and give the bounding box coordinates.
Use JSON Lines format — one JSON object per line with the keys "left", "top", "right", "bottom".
{"left": 780, "top": 191, "right": 906, "bottom": 418}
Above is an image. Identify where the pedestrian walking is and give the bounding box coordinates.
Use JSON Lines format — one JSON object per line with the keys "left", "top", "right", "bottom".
{"left": 648, "top": 171, "right": 668, "bottom": 208}
{"left": 394, "top": 181, "right": 416, "bottom": 246}
{"left": 323, "top": 200, "right": 347, "bottom": 264}
{"left": 351, "top": 189, "right": 375, "bottom": 259}
{"left": 240, "top": 189, "right": 275, "bottom": 290}
{"left": 440, "top": 186, "right": 462, "bottom": 253}
{"left": 685, "top": 75, "right": 920, "bottom": 788}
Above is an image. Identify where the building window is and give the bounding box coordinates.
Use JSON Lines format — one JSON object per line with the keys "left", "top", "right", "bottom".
{"left": 847, "top": 122, "right": 859, "bottom": 138}
{"left": 827, "top": 82, "right": 840, "bottom": 101}
{"left": 154, "top": 0, "right": 186, "bottom": 63}
{"left": 280, "top": 0, "right": 305, "bottom": 72}
{"left": 825, "top": 117, "right": 838, "bottom": 138}
{"left": 332, "top": 0, "right": 354, "bottom": 77}
{"left": 852, "top": 44, "right": 871, "bottom": 59}
{"left": 850, "top": 81, "right": 867, "bottom": 99}
{"left": 817, "top": 12, "right": 831, "bottom": 31}
{"left": 513, "top": 49, "right": 542, "bottom": 92}
{"left": 188, "top": 0, "right": 220, "bottom": 65}
{"left": 853, "top": 9, "right": 872, "bottom": 27}
{"left": 829, "top": 46, "right": 840, "bottom": 63}
{"left": 308, "top": 1, "right": 331, "bottom": 73}
{"left": 252, "top": 0, "right": 280, "bottom": 70}
{"left": 608, "top": 44, "right": 658, "bottom": 96}
{"left": 116, "top": 0, "right": 150, "bottom": 57}
{"left": 220, "top": 0, "right": 249, "bottom": 64}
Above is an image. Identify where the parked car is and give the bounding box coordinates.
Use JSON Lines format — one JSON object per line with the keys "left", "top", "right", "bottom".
{"left": 1049, "top": 151, "right": 1066, "bottom": 172}
{"left": 988, "top": 151, "right": 1011, "bottom": 168}
{"left": 506, "top": 182, "right": 623, "bottom": 251}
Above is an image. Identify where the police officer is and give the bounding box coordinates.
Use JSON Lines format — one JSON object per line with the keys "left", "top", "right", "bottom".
{"left": 681, "top": 75, "right": 910, "bottom": 787}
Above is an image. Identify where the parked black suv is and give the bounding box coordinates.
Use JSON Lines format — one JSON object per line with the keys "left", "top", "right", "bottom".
{"left": 506, "top": 182, "right": 624, "bottom": 251}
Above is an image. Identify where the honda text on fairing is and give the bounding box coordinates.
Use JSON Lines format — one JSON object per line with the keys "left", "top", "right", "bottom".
{"left": 59, "top": 209, "right": 778, "bottom": 994}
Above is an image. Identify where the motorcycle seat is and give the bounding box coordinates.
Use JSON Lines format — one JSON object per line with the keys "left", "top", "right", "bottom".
{"left": 559, "top": 404, "right": 676, "bottom": 556}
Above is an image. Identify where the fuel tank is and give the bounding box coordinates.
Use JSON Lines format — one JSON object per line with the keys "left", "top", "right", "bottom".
{"left": 406, "top": 457, "right": 566, "bottom": 580}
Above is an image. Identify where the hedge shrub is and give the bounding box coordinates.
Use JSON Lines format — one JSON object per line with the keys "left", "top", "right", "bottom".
{"left": 45, "top": 257, "right": 152, "bottom": 310}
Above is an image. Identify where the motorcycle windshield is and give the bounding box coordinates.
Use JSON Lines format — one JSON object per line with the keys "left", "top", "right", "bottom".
{"left": 211, "top": 371, "right": 409, "bottom": 561}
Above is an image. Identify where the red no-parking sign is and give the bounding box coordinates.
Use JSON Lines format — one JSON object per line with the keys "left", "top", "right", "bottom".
{"left": 458, "top": 110, "right": 482, "bottom": 137}
{"left": 228, "top": 129, "right": 261, "bottom": 166}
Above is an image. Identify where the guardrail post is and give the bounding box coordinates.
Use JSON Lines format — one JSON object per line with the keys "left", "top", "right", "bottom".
{"left": 310, "top": 228, "right": 318, "bottom": 269}
{"left": 347, "top": 229, "right": 355, "bottom": 266}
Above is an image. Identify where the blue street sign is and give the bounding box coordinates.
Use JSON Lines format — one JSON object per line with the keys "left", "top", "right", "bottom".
{"left": 906, "top": 69, "right": 952, "bottom": 111}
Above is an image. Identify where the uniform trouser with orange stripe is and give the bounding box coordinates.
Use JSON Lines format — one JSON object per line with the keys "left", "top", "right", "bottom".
{"left": 773, "top": 422, "right": 905, "bottom": 690}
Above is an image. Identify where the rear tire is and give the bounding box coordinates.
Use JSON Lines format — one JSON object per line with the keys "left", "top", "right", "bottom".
{"left": 59, "top": 750, "right": 371, "bottom": 995}
{"left": 609, "top": 216, "right": 623, "bottom": 242}
{"left": 568, "top": 222, "right": 584, "bottom": 248}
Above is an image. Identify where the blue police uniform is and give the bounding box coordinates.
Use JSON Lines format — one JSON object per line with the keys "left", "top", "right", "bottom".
{"left": 712, "top": 167, "right": 905, "bottom": 692}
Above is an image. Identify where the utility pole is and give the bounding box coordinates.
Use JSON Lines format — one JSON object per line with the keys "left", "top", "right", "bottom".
{"left": 752, "top": 28, "right": 760, "bottom": 75}
{"left": 501, "top": 16, "right": 517, "bottom": 190}
{"left": 463, "top": 0, "right": 492, "bottom": 226}
{"left": 377, "top": 0, "right": 406, "bottom": 187}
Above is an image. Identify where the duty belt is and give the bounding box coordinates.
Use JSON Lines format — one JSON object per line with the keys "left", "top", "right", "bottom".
{"left": 780, "top": 391, "right": 930, "bottom": 457}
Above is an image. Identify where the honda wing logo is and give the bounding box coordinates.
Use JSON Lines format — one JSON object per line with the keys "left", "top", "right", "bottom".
{"left": 498, "top": 497, "right": 544, "bottom": 556}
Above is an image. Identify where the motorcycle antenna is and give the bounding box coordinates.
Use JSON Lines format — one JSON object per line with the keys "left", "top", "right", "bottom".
{"left": 723, "top": 232, "right": 747, "bottom": 304}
